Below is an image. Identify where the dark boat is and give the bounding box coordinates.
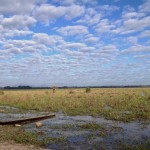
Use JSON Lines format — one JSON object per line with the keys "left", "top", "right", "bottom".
{"left": 0, "top": 114, "right": 55, "bottom": 125}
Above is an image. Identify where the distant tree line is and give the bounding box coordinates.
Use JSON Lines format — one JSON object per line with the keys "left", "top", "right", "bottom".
{"left": 4, "top": 86, "right": 32, "bottom": 89}
{"left": 2, "top": 85, "right": 150, "bottom": 90}
{"left": 3, "top": 86, "right": 53, "bottom": 89}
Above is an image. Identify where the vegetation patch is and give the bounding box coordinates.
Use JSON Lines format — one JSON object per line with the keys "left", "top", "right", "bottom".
{"left": 78, "top": 122, "right": 103, "bottom": 130}
{"left": 0, "top": 88, "right": 149, "bottom": 122}
{"left": 0, "top": 126, "right": 42, "bottom": 146}
{"left": 114, "top": 140, "right": 150, "bottom": 150}
{"left": 49, "top": 124, "right": 75, "bottom": 130}
{"left": 0, "top": 126, "right": 65, "bottom": 147}
{"left": 85, "top": 87, "right": 91, "bottom": 93}
{"left": 0, "top": 90, "right": 4, "bottom": 95}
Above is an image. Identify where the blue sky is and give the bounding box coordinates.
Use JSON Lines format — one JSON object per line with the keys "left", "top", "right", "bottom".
{"left": 0, "top": 0, "right": 150, "bottom": 87}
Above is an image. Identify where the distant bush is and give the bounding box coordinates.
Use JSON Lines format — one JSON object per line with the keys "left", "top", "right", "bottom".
{"left": 85, "top": 88, "right": 91, "bottom": 93}
{"left": 52, "top": 86, "right": 56, "bottom": 93}
{"left": 45, "top": 91, "right": 49, "bottom": 95}
{"left": 69, "top": 90, "right": 75, "bottom": 94}
{"left": 0, "top": 90, "right": 4, "bottom": 95}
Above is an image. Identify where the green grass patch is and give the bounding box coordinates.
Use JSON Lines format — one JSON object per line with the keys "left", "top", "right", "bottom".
{"left": 114, "top": 140, "right": 150, "bottom": 150}
{"left": 0, "top": 88, "right": 150, "bottom": 122}
{"left": 0, "top": 126, "right": 65, "bottom": 147}
{"left": 49, "top": 124, "right": 74, "bottom": 130}
{"left": 78, "top": 122, "right": 103, "bottom": 130}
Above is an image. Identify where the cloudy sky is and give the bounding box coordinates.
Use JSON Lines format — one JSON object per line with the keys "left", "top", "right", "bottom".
{"left": 0, "top": 0, "right": 150, "bottom": 87}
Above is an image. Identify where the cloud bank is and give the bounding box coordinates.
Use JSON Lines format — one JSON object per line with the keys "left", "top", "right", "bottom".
{"left": 0, "top": 0, "right": 150, "bottom": 86}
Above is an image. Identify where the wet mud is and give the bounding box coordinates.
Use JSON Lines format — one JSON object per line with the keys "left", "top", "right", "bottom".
{"left": 0, "top": 106, "right": 150, "bottom": 150}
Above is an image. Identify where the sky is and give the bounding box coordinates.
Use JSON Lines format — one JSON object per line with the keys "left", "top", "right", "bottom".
{"left": 0, "top": 0, "right": 150, "bottom": 87}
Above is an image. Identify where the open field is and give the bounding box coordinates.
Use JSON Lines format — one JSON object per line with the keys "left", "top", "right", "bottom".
{"left": 0, "top": 88, "right": 150, "bottom": 122}
{"left": 0, "top": 88, "right": 150, "bottom": 149}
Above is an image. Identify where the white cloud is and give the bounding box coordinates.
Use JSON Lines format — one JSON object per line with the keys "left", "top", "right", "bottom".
{"left": 7, "top": 40, "right": 36, "bottom": 47}
{"left": 122, "top": 12, "right": 145, "bottom": 19}
{"left": 99, "top": 44, "right": 119, "bottom": 53}
{"left": 112, "top": 15, "right": 150, "bottom": 35}
{"left": 63, "top": 49, "right": 84, "bottom": 57}
{"left": 64, "top": 4, "right": 85, "bottom": 20}
{"left": 0, "top": 0, "right": 35, "bottom": 15}
{"left": 112, "top": 2, "right": 150, "bottom": 35}
{"left": 33, "top": 4, "right": 66, "bottom": 25}
{"left": 139, "top": 0, "right": 150, "bottom": 13}
{"left": 52, "top": 0, "right": 97, "bottom": 6}
{"left": 80, "top": 46, "right": 95, "bottom": 52}
{"left": 133, "top": 54, "right": 147, "bottom": 59}
{"left": 2, "top": 39, "right": 48, "bottom": 54}
{"left": 33, "top": 4, "right": 85, "bottom": 24}
{"left": 0, "top": 55, "right": 9, "bottom": 59}
{"left": 57, "top": 25, "right": 88, "bottom": 36}
{"left": 123, "top": 5, "right": 135, "bottom": 12}
{"left": 76, "top": 5, "right": 119, "bottom": 26}
{"left": 8, "top": 47, "right": 22, "bottom": 54}
{"left": 85, "top": 37, "right": 99, "bottom": 43}
{"left": 0, "top": 0, "right": 150, "bottom": 86}
{"left": 0, "top": 29, "right": 33, "bottom": 37}
{"left": 122, "top": 16, "right": 150, "bottom": 34}
{"left": 61, "top": 42, "right": 86, "bottom": 49}
{"left": 89, "top": 44, "right": 119, "bottom": 60}
{"left": 32, "top": 33, "right": 64, "bottom": 46}
{"left": 76, "top": 7, "right": 102, "bottom": 25}
{"left": 139, "top": 30, "right": 150, "bottom": 38}
{"left": 95, "top": 19, "right": 115, "bottom": 33}
{"left": 98, "top": 5, "right": 120, "bottom": 12}
{"left": 126, "top": 37, "right": 138, "bottom": 45}
{"left": 58, "top": 0, "right": 75, "bottom": 5}
{"left": 1, "top": 15, "right": 36, "bottom": 30}
{"left": 77, "top": 0, "right": 98, "bottom": 5}
{"left": 122, "top": 45, "right": 150, "bottom": 54}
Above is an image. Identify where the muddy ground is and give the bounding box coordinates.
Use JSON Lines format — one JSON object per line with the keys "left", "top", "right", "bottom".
{"left": 0, "top": 141, "right": 49, "bottom": 150}
{"left": 0, "top": 106, "right": 150, "bottom": 150}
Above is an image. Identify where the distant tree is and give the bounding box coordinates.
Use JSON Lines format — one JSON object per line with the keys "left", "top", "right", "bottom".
{"left": 52, "top": 86, "right": 56, "bottom": 93}
{"left": 4, "top": 86, "right": 31, "bottom": 89}
{"left": 69, "top": 89, "right": 75, "bottom": 94}
{"left": 4, "top": 86, "right": 11, "bottom": 89}
{"left": 18, "top": 86, "right": 31, "bottom": 89}
{"left": 85, "top": 87, "right": 91, "bottom": 93}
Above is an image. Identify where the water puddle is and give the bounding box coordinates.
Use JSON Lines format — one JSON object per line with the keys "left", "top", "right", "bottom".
{"left": 0, "top": 105, "right": 150, "bottom": 150}
{"left": 0, "top": 105, "right": 21, "bottom": 113}
{"left": 68, "top": 135, "right": 86, "bottom": 143}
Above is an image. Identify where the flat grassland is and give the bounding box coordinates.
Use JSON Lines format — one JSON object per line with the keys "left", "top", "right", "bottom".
{"left": 0, "top": 88, "right": 150, "bottom": 122}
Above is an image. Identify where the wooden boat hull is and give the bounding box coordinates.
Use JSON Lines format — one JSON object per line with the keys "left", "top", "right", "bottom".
{"left": 0, "top": 114, "right": 55, "bottom": 125}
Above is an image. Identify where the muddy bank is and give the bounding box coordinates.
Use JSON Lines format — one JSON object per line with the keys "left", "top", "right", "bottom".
{"left": 0, "top": 141, "right": 49, "bottom": 150}
{"left": 0, "top": 106, "right": 150, "bottom": 150}
{"left": 25, "top": 114, "right": 150, "bottom": 150}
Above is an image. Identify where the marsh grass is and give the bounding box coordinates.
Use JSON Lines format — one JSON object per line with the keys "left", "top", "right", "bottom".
{"left": 0, "top": 126, "right": 65, "bottom": 147}
{"left": 0, "top": 126, "right": 42, "bottom": 146}
{"left": 115, "top": 140, "right": 150, "bottom": 150}
{"left": 0, "top": 90, "right": 4, "bottom": 95}
{"left": 49, "top": 124, "right": 74, "bottom": 130}
{"left": 78, "top": 122, "right": 103, "bottom": 130}
{"left": 0, "top": 88, "right": 150, "bottom": 121}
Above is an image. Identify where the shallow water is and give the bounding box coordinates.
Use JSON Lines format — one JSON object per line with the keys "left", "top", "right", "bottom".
{"left": 0, "top": 106, "right": 150, "bottom": 150}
